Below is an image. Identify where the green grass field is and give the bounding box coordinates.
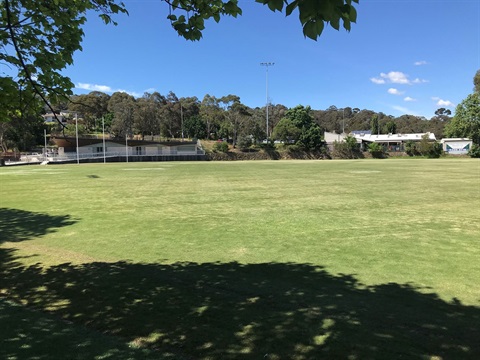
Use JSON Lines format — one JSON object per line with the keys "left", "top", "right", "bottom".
{"left": 1, "top": 159, "right": 479, "bottom": 359}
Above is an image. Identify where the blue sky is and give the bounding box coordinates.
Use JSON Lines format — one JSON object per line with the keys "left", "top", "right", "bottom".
{"left": 65, "top": 0, "right": 480, "bottom": 118}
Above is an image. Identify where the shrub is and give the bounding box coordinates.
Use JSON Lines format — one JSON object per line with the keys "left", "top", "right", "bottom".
{"left": 332, "top": 136, "right": 361, "bottom": 159}
{"left": 426, "top": 142, "right": 444, "bottom": 158}
{"left": 405, "top": 138, "right": 443, "bottom": 158}
{"left": 367, "top": 142, "right": 385, "bottom": 158}
{"left": 468, "top": 143, "right": 480, "bottom": 158}
{"left": 405, "top": 141, "right": 419, "bottom": 156}
{"left": 212, "top": 141, "right": 229, "bottom": 153}
{"left": 296, "top": 124, "right": 324, "bottom": 151}
{"left": 286, "top": 144, "right": 302, "bottom": 153}
{"left": 237, "top": 136, "right": 252, "bottom": 151}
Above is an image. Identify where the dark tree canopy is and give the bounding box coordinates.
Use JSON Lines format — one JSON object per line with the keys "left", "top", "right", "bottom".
{"left": 0, "top": 0, "right": 127, "bottom": 123}
{"left": 164, "top": 0, "right": 358, "bottom": 41}
{"left": 444, "top": 93, "right": 480, "bottom": 145}
{"left": 474, "top": 69, "right": 480, "bottom": 93}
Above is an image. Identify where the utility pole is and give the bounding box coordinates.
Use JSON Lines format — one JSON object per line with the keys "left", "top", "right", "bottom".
{"left": 102, "top": 116, "right": 106, "bottom": 163}
{"left": 260, "top": 62, "right": 274, "bottom": 139}
{"left": 75, "top": 113, "right": 79, "bottom": 164}
{"left": 181, "top": 102, "right": 184, "bottom": 141}
{"left": 44, "top": 129, "right": 47, "bottom": 161}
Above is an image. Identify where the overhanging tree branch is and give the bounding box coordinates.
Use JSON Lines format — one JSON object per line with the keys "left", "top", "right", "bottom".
{"left": 4, "top": 0, "right": 63, "bottom": 126}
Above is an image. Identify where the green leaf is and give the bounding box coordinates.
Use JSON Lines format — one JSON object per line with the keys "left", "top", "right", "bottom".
{"left": 349, "top": 5, "right": 357, "bottom": 23}
{"left": 267, "top": 0, "right": 284, "bottom": 12}
{"left": 303, "top": 20, "right": 323, "bottom": 40}
{"left": 315, "top": 19, "right": 325, "bottom": 37}
{"left": 224, "top": 1, "right": 239, "bottom": 15}
{"left": 330, "top": 16, "right": 340, "bottom": 30}
{"left": 285, "top": 0, "right": 298, "bottom": 16}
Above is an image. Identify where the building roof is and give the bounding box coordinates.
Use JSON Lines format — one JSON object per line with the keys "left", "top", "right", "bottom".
{"left": 353, "top": 133, "right": 436, "bottom": 142}
{"left": 440, "top": 138, "right": 472, "bottom": 143}
{"left": 350, "top": 130, "right": 372, "bottom": 135}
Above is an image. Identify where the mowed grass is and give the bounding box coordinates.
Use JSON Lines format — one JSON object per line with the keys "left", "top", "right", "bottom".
{"left": 1, "top": 159, "right": 479, "bottom": 359}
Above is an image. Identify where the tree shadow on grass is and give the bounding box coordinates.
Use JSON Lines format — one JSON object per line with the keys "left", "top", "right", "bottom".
{"left": 0, "top": 298, "right": 160, "bottom": 360}
{"left": 1, "top": 250, "right": 479, "bottom": 359}
{"left": 0, "top": 208, "right": 77, "bottom": 243}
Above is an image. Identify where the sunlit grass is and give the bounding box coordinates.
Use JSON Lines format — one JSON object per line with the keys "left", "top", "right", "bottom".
{"left": 2, "top": 160, "right": 479, "bottom": 301}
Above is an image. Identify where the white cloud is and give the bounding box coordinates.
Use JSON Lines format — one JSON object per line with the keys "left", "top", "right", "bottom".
{"left": 414, "top": 60, "right": 428, "bottom": 66}
{"left": 117, "top": 89, "right": 143, "bottom": 98}
{"left": 432, "top": 97, "right": 455, "bottom": 107}
{"left": 76, "top": 83, "right": 144, "bottom": 98}
{"left": 392, "top": 105, "right": 420, "bottom": 116}
{"left": 382, "top": 71, "right": 410, "bottom": 84}
{"left": 77, "top": 83, "right": 113, "bottom": 92}
{"left": 370, "top": 71, "right": 427, "bottom": 85}
{"left": 370, "top": 77, "right": 386, "bottom": 84}
{"left": 412, "top": 78, "right": 428, "bottom": 84}
{"left": 404, "top": 96, "right": 416, "bottom": 102}
{"left": 388, "top": 88, "right": 404, "bottom": 95}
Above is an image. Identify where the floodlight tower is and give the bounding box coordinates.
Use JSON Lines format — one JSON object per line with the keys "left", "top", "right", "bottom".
{"left": 75, "top": 113, "right": 79, "bottom": 164}
{"left": 260, "top": 62, "right": 274, "bottom": 139}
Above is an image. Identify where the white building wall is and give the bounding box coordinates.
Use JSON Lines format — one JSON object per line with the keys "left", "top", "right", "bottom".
{"left": 324, "top": 132, "right": 346, "bottom": 143}
{"left": 145, "top": 146, "right": 160, "bottom": 155}
{"left": 441, "top": 139, "right": 472, "bottom": 154}
{"left": 177, "top": 145, "right": 197, "bottom": 155}
{"left": 74, "top": 141, "right": 200, "bottom": 157}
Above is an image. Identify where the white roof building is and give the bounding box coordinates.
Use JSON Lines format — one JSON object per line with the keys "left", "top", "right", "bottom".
{"left": 440, "top": 138, "right": 472, "bottom": 154}
{"left": 324, "top": 132, "right": 348, "bottom": 144}
{"left": 43, "top": 111, "right": 72, "bottom": 124}
{"left": 353, "top": 133, "right": 436, "bottom": 143}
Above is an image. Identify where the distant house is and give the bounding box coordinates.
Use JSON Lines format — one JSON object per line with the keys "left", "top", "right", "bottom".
{"left": 324, "top": 132, "right": 348, "bottom": 144}
{"left": 43, "top": 111, "right": 76, "bottom": 124}
{"left": 352, "top": 132, "right": 436, "bottom": 152}
{"left": 323, "top": 132, "right": 362, "bottom": 152}
{"left": 317, "top": 131, "right": 441, "bottom": 153}
{"left": 440, "top": 138, "right": 472, "bottom": 155}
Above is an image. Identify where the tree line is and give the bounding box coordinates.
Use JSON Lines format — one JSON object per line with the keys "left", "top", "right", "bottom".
{"left": 0, "top": 88, "right": 474, "bottom": 153}
{"left": 1, "top": 69, "right": 479, "bottom": 153}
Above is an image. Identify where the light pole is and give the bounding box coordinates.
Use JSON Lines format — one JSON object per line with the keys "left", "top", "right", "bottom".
{"left": 125, "top": 133, "right": 128, "bottom": 163}
{"left": 180, "top": 102, "right": 184, "bottom": 141}
{"left": 44, "top": 129, "right": 47, "bottom": 161}
{"left": 75, "top": 113, "right": 79, "bottom": 164}
{"left": 260, "top": 62, "right": 274, "bottom": 139}
{"left": 102, "top": 116, "right": 106, "bottom": 163}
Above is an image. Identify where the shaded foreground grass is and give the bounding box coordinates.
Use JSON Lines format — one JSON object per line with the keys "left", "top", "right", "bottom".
{"left": 0, "top": 298, "right": 159, "bottom": 360}
{"left": 0, "top": 159, "right": 479, "bottom": 359}
{"left": 2, "top": 250, "right": 480, "bottom": 359}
